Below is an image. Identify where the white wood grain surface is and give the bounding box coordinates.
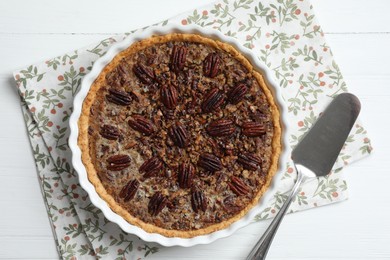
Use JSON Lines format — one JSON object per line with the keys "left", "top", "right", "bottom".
{"left": 0, "top": 0, "right": 389, "bottom": 259}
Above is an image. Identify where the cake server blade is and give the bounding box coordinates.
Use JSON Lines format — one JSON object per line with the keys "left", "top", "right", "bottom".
{"left": 291, "top": 92, "right": 361, "bottom": 176}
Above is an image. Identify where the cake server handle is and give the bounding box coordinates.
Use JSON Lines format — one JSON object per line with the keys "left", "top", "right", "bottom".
{"left": 246, "top": 171, "right": 305, "bottom": 260}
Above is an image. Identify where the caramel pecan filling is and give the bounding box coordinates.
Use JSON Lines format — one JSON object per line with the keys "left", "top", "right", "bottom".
{"left": 88, "top": 40, "right": 274, "bottom": 231}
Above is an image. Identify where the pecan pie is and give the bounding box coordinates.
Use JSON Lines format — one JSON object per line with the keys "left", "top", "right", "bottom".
{"left": 78, "top": 33, "right": 281, "bottom": 238}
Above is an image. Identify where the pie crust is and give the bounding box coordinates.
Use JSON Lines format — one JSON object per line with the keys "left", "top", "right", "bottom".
{"left": 78, "top": 33, "right": 281, "bottom": 238}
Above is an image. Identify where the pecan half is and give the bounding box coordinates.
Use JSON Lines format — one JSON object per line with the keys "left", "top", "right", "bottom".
{"left": 160, "top": 84, "right": 178, "bottom": 110}
{"left": 106, "top": 88, "right": 132, "bottom": 106}
{"left": 107, "top": 154, "right": 131, "bottom": 171}
{"left": 191, "top": 190, "right": 207, "bottom": 213}
{"left": 162, "top": 108, "right": 175, "bottom": 120}
{"left": 139, "top": 157, "right": 163, "bottom": 178}
{"left": 128, "top": 115, "right": 155, "bottom": 136}
{"left": 178, "top": 162, "right": 195, "bottom": 189}
{"left": 242, "top": 121, "right": 266, "bottom": 137}
{"left": 201, "top": 88, "right": 225, "bottom": 113}
{"left": 227, "top": 83, "right": 248, "bottom": 104}
{"left": 119, "top": 179, "right": 139, "bottom": 202}
{"left": 223, "top": 195, "right": 242, "bottom": 214}
{"left": 203, "top": 53, "right": 221, "bottom": 78}
{"left": 148, "top": 192, "right": 168, "bottom": 216}
{"left": 100, "top": 124, "right": 120, "bottom": 140}
{"left": 170, "top": 45, "right": 187, "bottom": 72}
{"left": 133, "top": 64, "right": 155, "bottom": 84}
{"left": 168, "top": 123, "right": 189, "bottom": 148}
{"left": 206, "top": 119, "right": 236, "bottom": 137}
{"left": 228, "top": 176, "right": 250, "bottom": 196}
{"left": 197, "top": 153, "right": 223, "bottom": 172}
{"left": 237, "top": 152, "right": 262, "bottom": 171}
{"left": 106, "top": 62, "right": 131, "bottom": 87}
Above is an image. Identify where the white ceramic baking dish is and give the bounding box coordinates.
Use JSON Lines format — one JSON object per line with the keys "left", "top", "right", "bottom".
{"left": 69, "top": 24, "right": 289, "bottom": 247}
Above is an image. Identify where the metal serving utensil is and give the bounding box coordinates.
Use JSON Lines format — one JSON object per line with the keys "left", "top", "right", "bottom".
{"left": 247, "top": 93, "right": 361, "bottom": 260}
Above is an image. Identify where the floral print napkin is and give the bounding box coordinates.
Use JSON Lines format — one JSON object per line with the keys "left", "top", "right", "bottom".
{"left": 13, "top": 0, "right": 372, "bottom": 259}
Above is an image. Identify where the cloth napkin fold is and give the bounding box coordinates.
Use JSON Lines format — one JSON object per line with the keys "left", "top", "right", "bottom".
{"left": 14, "top": 0, "right": 372, "bottom": 259}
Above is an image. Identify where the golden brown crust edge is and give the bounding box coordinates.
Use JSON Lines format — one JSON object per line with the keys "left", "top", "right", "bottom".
{"left": 78, "top": 33, "right": 282, "bottom": 238}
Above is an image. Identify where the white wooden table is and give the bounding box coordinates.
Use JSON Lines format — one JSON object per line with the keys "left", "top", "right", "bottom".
{"left": 0, "top": 0, "right": 389, "bottom": 259}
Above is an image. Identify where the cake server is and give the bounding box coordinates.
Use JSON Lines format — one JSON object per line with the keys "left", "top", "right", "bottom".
{"left": 247, "top": 93, "right": 361, "bottom": 260}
